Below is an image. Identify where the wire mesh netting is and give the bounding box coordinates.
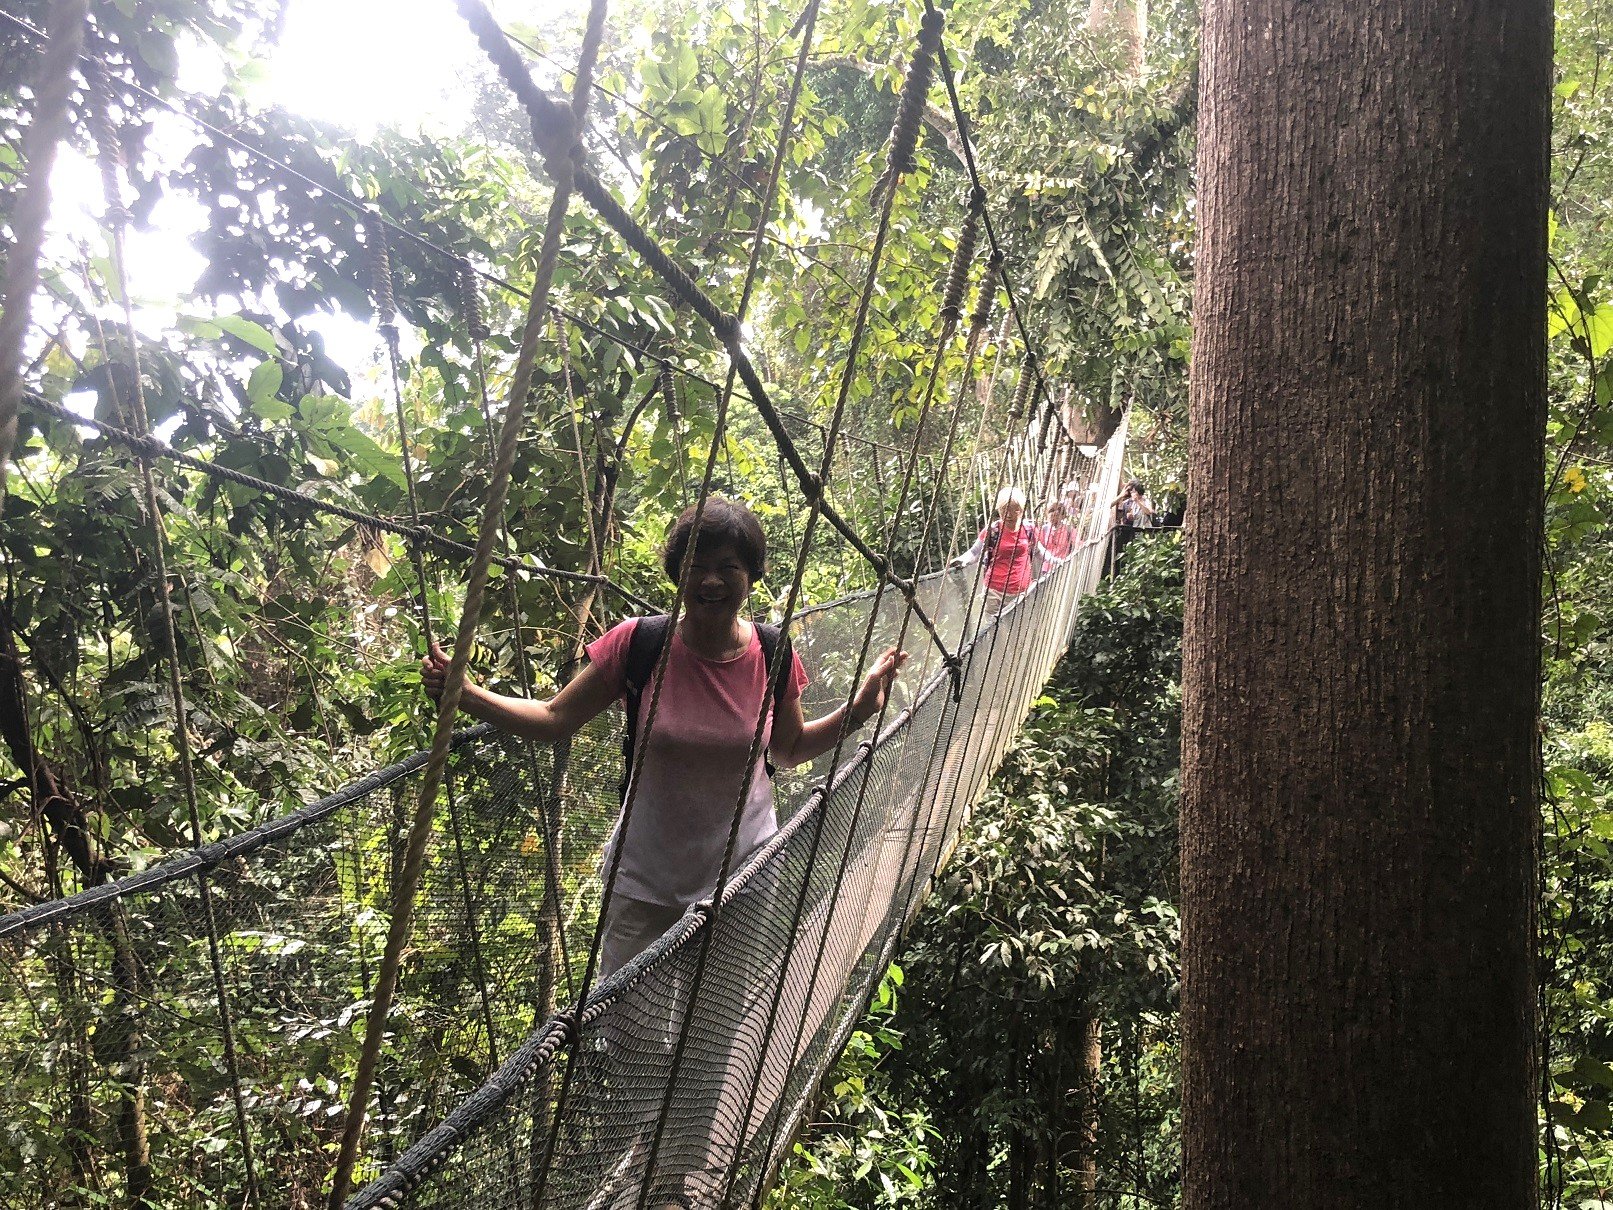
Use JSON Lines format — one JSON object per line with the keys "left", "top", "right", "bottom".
{"left": 0, "top": 432, "right": 1124, "bottom": 1210}
{"left": 344, "top": 430, "right": 1127, "bottom": 1210}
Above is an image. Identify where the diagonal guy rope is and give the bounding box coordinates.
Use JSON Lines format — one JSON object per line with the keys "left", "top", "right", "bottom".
{"left": 82, "top": 51, "right": 265, "bottom": 1203}
{"left": 454, "top": 0, "right": 962, "bottom": 684}
{"left": 323, "top": 0, "right": 610, "bottom": 1200}
{"left": 521, "top": 2, "right": 830, "bottom": 1197}
{"left": 631, "top": 10, "right": 949, "bottom": 1201}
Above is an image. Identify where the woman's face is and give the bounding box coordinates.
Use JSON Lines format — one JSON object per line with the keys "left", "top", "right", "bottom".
{"left": 999, "top": 500, "right": 1023, "bottom": 526}
{"left": 684, "top": 540, "right": 753, "bottom": 624}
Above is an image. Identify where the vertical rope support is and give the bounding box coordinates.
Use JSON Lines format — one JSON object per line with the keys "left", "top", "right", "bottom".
{"left": 456, "top": 257, "right": 576, "bottom": 1007}
{"left": 939, "top": 188, "right": 984, "bottom": 326}
{"left": 727, "top": 183, "right": 986, "bottom": 1204}
{"left": 660, "top": 358, "right": 691, "bottom": 505}
{"left": 536, "top": 0, "right": 838, "bottom": 1191}
{"left": 369, "top": 221, "right": 504, "bottom": 1079}
{"left": 1007, "top": 351, "right": 1038, "bottom": 500}
{"left": 635, "top": 9, "right": 948, "bottom": 1204}
{"left": 555, "top": 311, "right": 605, "bottom": 582}
{"left": 326, "top": 2, "right": 598, "bottom": 1196}
{"left": 467, "top": 5, "right": 765, "bottom": 1200}
{"left": 896, "top": 397, "right": 1045, "bottom": 931}
{"left": 970, "top": 251, "right": 1002, "bottom": 339}
{"left": 457, "top": 0, "right": 958, "bottom": 673}
{"left": 1009, "top": 354, "right": 1035, "bottom": 424}
{"left": 0, "top": 0, "right": 89, "bottom": 496}
{"left": 366, "top": 219, "right": 436, "bottom": 639}
{"left": 84, "top": 55, "right": 263, "bottom": 1205}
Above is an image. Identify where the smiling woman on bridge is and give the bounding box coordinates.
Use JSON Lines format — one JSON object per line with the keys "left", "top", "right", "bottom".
{"left": 423, "top": 496, "right": 907, "bottom": 975}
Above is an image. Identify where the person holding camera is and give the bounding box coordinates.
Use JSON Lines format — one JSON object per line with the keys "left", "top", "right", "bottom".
{"left": 1038, "top": 498, "right": 1077, "bottom": 561}
{"left": 1113, "top": 479, "right": 1156, "bottom": 529}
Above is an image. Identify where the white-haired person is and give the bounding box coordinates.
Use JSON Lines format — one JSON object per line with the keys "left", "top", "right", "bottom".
{"left": 948, "top": 485, "right": 1055, "bottom": 617}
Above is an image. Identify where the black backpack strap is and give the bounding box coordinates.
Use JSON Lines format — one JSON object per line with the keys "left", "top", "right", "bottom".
{"left": 754, "top": 622, "right": 792, "bottom": 780}
{"left": 754, "top": 622, "right": 793, "bottom": 711}
{"left": 624, "top": 614, "right": 672, "bottom": 695}
{"left": 618, "top": 614, "right": 671, "bottom": 804}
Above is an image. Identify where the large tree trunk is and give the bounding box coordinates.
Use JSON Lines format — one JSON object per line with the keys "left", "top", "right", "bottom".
{"left": 1085, "top": 0, "right": 1146, "bottom": 72}
{"left": 1051, "top": 1005, "right": 1101, "bottom": 1209}
{"left": 1181, "top": 1, "right": 1550, "bottom": 1206}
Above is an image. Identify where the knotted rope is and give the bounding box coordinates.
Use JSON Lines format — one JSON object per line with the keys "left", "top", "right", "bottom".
{"left": 325, "top": 2, "right": 605, "bottom": 1201}
{"left": 84, "top": 49, "right": 264, "bottom": 1202}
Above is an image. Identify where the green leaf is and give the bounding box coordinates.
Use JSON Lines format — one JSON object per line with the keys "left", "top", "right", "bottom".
{"left": 247, "top": 361, "right": 284, "bottom": 407}
{"left": 1584, "top": 304, "right": 1613, "bottom": 360}
{"left": 251, "top": 398, "right": 295, "bottom": 423}
{"left": 217, "top": 316, "right": 279, "bottom": 357}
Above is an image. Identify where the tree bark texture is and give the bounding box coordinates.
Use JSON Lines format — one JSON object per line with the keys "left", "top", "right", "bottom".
{"left": 1182, "top": 1, "right": 1550, "bottom": 1206}
{"left": 1076, "top": 1014, "right": 1100, "bottom": 1206}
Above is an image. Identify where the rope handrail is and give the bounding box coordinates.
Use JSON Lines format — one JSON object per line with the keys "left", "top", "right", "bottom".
{"left": 346, "top": 578, "right": 982, "bottom": 1210}
{"left": 0, "top": 3, "right": 1115, "bottom": 1204}
{"left": 19, "top": 392, "right": 654, "bottom": 609}
{"left": 0, "top": 727, "right": 493, "bottom": 942}
{"left": 0, "top": 549, "right": 1090, "bottom": 949}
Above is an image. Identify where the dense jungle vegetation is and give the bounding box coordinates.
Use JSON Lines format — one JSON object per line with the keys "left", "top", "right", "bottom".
{"left": 0, "top": 0, "right": 1608, "bottom": 1204}
{"left": 784, "top": 0, "right": 1613, "bottom": 1204}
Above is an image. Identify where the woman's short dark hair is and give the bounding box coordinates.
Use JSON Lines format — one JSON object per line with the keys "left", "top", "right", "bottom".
{"left": 661, "top": 497, "right": 768, "bottom": 584}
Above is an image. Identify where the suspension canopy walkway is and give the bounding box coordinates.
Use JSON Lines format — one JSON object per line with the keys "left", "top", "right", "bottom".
{"left": 0, "top": 0, "right": 1131, "bottom": 1205}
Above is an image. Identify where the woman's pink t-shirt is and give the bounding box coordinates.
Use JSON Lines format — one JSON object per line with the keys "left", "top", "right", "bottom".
{"left": 979, "top": 521, "right": 1040, "bottom": 594}
{"left": 1038, "top": 521, "right": 1075, "bottom": 559}
{"left": 586, "top": 618, "right": 809, "bottom": 906}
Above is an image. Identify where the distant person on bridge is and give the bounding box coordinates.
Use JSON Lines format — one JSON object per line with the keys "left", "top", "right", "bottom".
{"left": 423, "top": 497, "right": 907, "bottom": 975}
{"left": 1060, "top": 479, "right": 1082, "bottom": 517}
{"left": 1114, "top": 479, "right": 1156, "bottom": 529}
{"left": 1037, "top": 498, "right": 1076, "bottom": 562}
{"left": 1108, "top": 479, "right": 1157, "bottom": 574}
{"left": 948, "top": 485, "right": 1054, "bottom": 616}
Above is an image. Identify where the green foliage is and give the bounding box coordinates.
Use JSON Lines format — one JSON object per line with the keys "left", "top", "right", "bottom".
{"left": 6, "top": 0, "right": 1605, "bottom": 1200}
{"left": 0, "top": 0, "right": 1082, "bottom": 1197}
{"left": 783, "top": 534, "right": 1184, "bottom": 1207}
{"left": 769, "top": 966, "right": 941, "bottom": 1209}
{"left": 959, "top": 0, "right": 1198, "bottom": 438}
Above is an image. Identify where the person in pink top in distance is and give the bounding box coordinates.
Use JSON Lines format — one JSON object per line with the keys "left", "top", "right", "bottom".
{"left": 947, "top": 485, "right": 1056, "bottom": 617}
{"left": 422, "top": 497, "right": 907, "bottom": 978}
{"left": 1037, "top": 498, "right": 1076, "bottom": 562}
